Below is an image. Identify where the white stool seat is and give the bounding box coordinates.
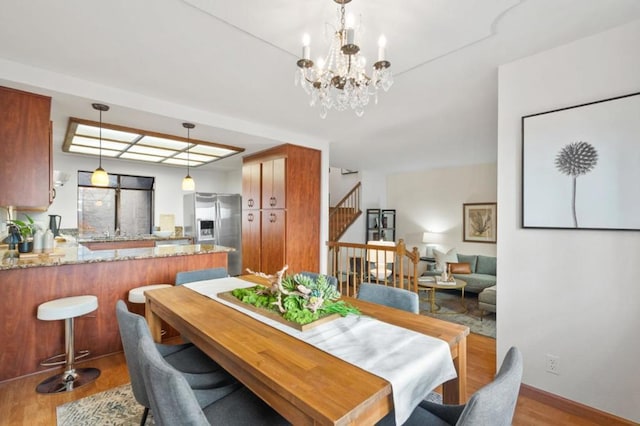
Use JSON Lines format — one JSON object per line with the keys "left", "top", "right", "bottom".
{"left": 37, "top": 295, "right": 98, "bottom": 321}
{"left": 128, "top": 284, "right": 172, "bottom": 304}
{"left": 35, "top": 294, "right": 100, "bottom": 393}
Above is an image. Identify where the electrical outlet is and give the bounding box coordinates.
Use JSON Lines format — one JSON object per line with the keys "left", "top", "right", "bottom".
{"left": 546, "top": 354, "right": 560, "bottom": 375}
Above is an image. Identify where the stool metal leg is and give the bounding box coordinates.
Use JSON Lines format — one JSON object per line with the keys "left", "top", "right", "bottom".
{"left": 36, "top": 317, "right": 101, "bottom": 393}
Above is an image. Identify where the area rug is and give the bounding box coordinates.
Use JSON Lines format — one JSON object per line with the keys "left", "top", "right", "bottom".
{"left": 418, "top": 289, "right": 496, "bottom": 338}
{"left": 57, "top": 383, "right": 153, "bottom": 425}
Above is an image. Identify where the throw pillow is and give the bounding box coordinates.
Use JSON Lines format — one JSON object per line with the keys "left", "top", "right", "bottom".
{"left": 433, "top": 248, "right": 457, "bottom": 272}
{"left": 456, "top": 254, "right": 478, "bottom": 273}
{"left": 476, "top": 255, "right": 497, "bottom": 275}
{"left": 447, "top": 262, "right": 471, "bottom": 274}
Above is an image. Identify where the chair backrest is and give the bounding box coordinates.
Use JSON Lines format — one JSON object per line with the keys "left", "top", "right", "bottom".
{"left": 138, "top": 335, "right": 210, "bottom": 426}
{"left": 357, "top": 282, "right": 419, "bottom": 314}
{"left": 175, "top": 267, "right": 228, "bottom": 285}
{"left": 115, "top": 300, "right": 152, "bottom": 408}
{"left": 299, "top": 271, "right": 338, "bottom": 289}
{"left": 457, "top": 346, "right": 523, "bottom": 426}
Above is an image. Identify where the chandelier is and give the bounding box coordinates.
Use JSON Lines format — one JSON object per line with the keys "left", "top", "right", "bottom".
{"left": 295, "top": 0, "right": 393, "bottom": 118}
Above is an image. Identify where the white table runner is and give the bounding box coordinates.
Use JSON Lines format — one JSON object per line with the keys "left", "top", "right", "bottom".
{"left": 185, "top": 277, "right": 457, "bottom": 425}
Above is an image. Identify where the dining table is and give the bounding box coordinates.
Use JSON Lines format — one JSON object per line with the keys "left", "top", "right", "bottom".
{"left": 144, "top": 275, "right": 469, "bottom": 425}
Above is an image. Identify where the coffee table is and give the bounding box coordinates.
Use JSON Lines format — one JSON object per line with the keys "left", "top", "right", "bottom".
{"left": 418, "top": 277, "right": 467, "bottom": 314}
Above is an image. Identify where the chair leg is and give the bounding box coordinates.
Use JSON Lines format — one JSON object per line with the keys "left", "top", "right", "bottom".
{"left": 140, "top": 407, "right": 149, "bottom": 426}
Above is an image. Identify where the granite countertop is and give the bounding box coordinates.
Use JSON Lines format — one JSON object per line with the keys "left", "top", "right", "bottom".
{"left": 76, "top": 234, "right": 191, "bottom": 243}
{"left": 0, "top": 241, "right": 233, "bottom": 270}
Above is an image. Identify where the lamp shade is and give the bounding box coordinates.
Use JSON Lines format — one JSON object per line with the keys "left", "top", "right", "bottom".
{"left": 181, "top": 175, "right": 195, "bottom": 191}
{"left": 91, "top": 167, "right": 109, "bottom": 187}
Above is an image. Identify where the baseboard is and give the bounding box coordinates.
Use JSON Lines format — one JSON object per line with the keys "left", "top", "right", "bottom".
{"left": 520, "top": 384, "right": 636, "bottom": 425}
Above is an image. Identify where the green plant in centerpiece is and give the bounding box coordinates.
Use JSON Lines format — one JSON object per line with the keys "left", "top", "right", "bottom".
{"left": 9, "top": 214, "right": 36, "bottom": 242}
{"left": 234, "top": 265, "right": 360, "bottom": 326}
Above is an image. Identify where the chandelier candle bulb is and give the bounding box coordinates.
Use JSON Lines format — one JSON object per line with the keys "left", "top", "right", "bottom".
{"left": 302, "top": 33, "right": 311, "bottom": 60}
{"left": 346, "top": 28, "right": 355, "bottom": 46}
{"left": 378, "top": 35, "right": 387, "bottom": 61}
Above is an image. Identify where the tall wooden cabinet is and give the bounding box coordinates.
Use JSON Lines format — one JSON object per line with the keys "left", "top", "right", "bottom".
{"left": 242, "top": 144, "right": 321, "bottom": 275}
{"left": 0, "top": 86, "right": 53, "bottom": 209}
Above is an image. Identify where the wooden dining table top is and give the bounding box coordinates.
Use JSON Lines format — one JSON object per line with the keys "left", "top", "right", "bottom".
{"left": 144, "top": 275, "right": 469, "bottom": 425}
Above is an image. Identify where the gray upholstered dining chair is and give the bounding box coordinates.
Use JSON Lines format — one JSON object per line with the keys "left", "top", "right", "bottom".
{"left": 175, "top": 267, "right": 228, "bottom": 285}
{"left": 357, "top": 282, "right": 420, "bottom": 314}
{"left": 138, "top": 336, "right": 290, "bottom": 426}
{"left": 383, "top": 346, "right": 523, "bottom": 426}
{"left": 299, "top": 271, "right": 338, "bottom": 289}
{"left": 116, "top": 300, "right": 234, "bottom": 426}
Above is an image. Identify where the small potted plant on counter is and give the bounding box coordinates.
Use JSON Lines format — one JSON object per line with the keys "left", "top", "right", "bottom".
{"left": 10, "top": 215, "right": 36, "bottom": 253}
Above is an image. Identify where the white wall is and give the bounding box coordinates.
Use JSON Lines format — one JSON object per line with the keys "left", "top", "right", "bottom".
{"left": 329, "top": 167, "right": 360, "bottom": 206}
{"left": 387, "top": 163, "right": 497, "bottom": 264}
{"left": 497, "top": 19, "right": 640, "bottom": 422}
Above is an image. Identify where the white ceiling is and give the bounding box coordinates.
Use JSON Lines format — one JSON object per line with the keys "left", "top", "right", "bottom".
{"left": 1, "top": 0, "right": 639, "bottom": 174}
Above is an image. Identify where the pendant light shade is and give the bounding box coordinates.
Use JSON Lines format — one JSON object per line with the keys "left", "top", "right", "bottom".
{"left": 181, "top": 122, "right": 196, "bottom": 191}
{"left": 91, "top": 103, "right": 110, "bottom": 187}
{"left": 181, "top": 175, "right": 195, "bottom": 191}
{"left": 91, "top": 167, "right": 109, "bottom": 186}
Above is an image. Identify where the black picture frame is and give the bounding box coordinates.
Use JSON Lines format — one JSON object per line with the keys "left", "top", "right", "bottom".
{"left": 522, "top": 91, "right": 640, "bottom": 231}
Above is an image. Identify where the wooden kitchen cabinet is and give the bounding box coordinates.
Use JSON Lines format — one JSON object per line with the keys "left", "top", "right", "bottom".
{"left": 261, "top": 157, "right": 286, "bottom": 209}
{"left": 241, "top": 143, "right": 321, "bottom": 275}
{"left": 241, "top": 210, "right": 261, "bottom": 272}
{"left": 242, "top": 162, "right": 261, "bottom": 210}
{"left": 260, "top": 209, "right": 286, "bottom": 275}
{"left": 0, "top": 86, "right": 52, "bottom": 209}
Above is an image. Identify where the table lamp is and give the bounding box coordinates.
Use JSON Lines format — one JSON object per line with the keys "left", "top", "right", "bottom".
{"left": 422, "top": 231, "right": 440, "bottom": 258}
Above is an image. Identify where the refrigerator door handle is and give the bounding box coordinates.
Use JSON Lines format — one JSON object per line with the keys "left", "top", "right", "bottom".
{"left": 215, "top": 199, "right": 220, "bottom": 244}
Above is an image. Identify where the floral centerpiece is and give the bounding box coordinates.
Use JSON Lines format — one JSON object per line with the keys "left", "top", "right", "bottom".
{"left": 231, "top": 265, "right": 360, "bottom": 327}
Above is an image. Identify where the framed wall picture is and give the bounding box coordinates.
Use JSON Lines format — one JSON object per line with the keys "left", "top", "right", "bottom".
{"left": 522, "top": 92, "right": 640, "bottom": 230}
{"left": 463, "top": 202, "right": 497, "bottom": 243}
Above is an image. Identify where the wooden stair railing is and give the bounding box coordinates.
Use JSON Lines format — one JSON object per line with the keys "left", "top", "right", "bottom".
{"left": 329, "top": 182, "right": 362, "bottom": 241}
{"left": 327, "top": 239, "right": 420, "bottom": 297}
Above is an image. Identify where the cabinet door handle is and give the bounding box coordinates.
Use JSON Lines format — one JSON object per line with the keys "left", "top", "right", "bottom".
{"left": 248, "top": 198, "right": 254, "bottom": 208}
{"left": 269, "top": 196, "right": 276, "bottom": 207}
{"left": 269, "top": 213, "right": 277, "bottom": 223}
{"left": 247, "top": 213, "right": 254, "bottom": 222}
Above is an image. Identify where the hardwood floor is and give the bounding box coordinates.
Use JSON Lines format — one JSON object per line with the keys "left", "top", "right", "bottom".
{"left": 0, "top": 333, "right": 629, "bottom": 425}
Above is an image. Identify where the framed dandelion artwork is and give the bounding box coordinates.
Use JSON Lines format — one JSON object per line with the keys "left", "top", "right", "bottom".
{"left": 522, "top": 91, "right": 640, "bottom": 230}
{"left": 463, "top": 203, "right": 497, "bottom": 243}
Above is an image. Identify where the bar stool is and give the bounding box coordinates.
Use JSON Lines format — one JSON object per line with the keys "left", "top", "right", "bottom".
{"left": 128, "top": 284, "right": 172, "bottom": 305}
{"left": 36, "top": 295, "right": 100, "bottom": 393}
{"left": 128, "top": 284, "right": 172, "bottom": 336}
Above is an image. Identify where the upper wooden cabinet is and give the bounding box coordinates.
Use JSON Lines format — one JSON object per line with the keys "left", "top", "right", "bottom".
{"left": 0, "top": 86, "right": 52, "bottom": 209}
{"left": 242, "top": 144, "right": 321, "bottom": 275}
{"left": 261, "top": 157, "right": 286, "bottom": 209}
{"left": 242, "top": 162, "right": 261, "bottom": 210}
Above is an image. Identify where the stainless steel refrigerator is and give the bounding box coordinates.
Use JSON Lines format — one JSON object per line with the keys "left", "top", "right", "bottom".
{"left": 183, "top": 192, "right": 242, "bottom": 276}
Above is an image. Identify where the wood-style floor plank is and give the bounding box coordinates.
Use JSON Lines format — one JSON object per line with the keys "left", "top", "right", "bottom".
{"left": 0, "top": 334, "right": 631, "bottom": 425}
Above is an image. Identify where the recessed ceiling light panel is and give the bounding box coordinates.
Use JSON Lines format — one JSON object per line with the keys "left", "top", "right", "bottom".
{"left": 63, "top": 117, "right": 244, "bottom": 167}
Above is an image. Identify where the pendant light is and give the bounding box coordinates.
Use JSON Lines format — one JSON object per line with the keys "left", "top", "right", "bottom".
{"left": 90, "top": 103, "right": 110, "bottom": 186}
{"left": 181, "top": 122, "right": 196, "bottom": 191}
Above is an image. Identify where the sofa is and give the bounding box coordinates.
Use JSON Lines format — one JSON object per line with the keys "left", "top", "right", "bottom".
{"left": 422, "top": 251, "right": 496, "bottom": 294}
{"left": 478, "top": 285, "right": 496, "bottom": 314}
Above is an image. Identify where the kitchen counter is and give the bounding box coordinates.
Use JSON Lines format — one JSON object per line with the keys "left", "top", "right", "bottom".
{"left": 76, "top": 234, "right": 189, "bottom": 243}
{"left": 0, "top": 240, "right": 231, "bottom": 382}
{"left": 0, "top": 241, "right": 233, "bottom": 270}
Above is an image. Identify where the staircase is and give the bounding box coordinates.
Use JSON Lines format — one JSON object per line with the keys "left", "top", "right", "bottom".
{"left": 329, "top": 182, "right": 362, "bottom": 241}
